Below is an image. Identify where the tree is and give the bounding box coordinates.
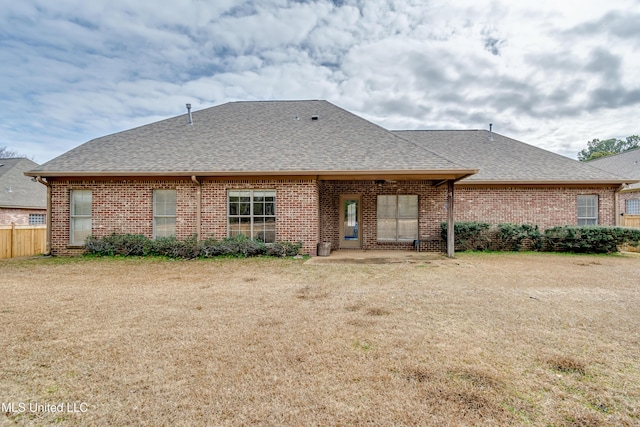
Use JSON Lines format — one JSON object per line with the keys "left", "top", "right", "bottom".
{"left": 578, "top": 135, "right": 640, "bottom": 161}
{"left": 0, "top": 146, "right": 24, "bottom": 158}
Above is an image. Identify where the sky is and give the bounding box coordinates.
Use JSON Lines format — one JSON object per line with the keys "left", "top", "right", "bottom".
{"left": 1, "top": 0, "right": 639, "bottom": 164}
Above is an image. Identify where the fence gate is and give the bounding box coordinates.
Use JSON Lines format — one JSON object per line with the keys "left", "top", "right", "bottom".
{"left": 0, "top": 224, "right": 47, "bottom": 259}
{"left": 621, "top": 215, "right": 640, "bottom": 228}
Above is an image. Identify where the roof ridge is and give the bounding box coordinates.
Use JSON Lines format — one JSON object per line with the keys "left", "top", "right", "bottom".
{"left": 327, "top": 105, "right": 472, "bottom": 170}
{"left": 229, "top": 99, "right": 324, "bottom": 103}
{"left": 394, "top": 129, "right": 485, "bottom": 132}
{"left": 392, "top": 132, "right": 474, "bottom": 170}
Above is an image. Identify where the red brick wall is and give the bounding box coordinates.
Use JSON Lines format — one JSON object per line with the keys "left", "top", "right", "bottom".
{"left": 319, "top": 180, "right": 447, "bottom": 252}
{"left": 0, "top": 208, "right": 47, "bottom": 225}
{"left": 200, "top": 179, "right": 319, "bottom": 255}
{"left": 49, "top": 178, "right": 319, "bottom": 256}
{"left": 455, "top": 185, "right": 618, "bottom": 228}
{"left": 48, "top": 178, "right": 618, "bottom": 256}
{"left": 320, "top": 182, "right": 619, "bottom": 252}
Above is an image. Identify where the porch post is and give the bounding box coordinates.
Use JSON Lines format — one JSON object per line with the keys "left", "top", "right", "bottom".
{"left": 447, "top": 180, "right": 455, "bottom": 258}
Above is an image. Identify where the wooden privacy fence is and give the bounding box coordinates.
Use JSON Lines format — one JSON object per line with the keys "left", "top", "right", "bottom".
{"left": 621, "top": 215, "right": 640, "bottom": 228}
{"left": 0, "top": 224, "right": 47, "bottom": 259}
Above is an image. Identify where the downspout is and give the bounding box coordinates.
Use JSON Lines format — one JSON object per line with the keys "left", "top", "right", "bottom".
{"left": 191, "top": 176, "right": 202, "bottom": 240}
{"left": 36, "top": 176, "right": 52, "bottom": 255}
{"left": 615, "top": 184, "right": 626, "bottom": 226}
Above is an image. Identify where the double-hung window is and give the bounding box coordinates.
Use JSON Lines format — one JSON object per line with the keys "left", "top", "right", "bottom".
{"left": 70, "top": 190, "right": 92, "bottom": 245}
{"left": 577, "top": 195, "right": 598, "bottom": 225}
{"left": 228, "top": 190, "right": 276, "bottom": 243}
{"left": 377, "top": 195, "right": 419, "bottom": 242}
{"left": 626, "top": 199, "right": 640, "bottom": 215}
{"left": 153, "top": 189, "right": 177, "bottom": 238}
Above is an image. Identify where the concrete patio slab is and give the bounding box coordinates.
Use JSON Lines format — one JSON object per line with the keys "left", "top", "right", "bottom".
{"left": 304, "top": 250, "right": 446, "bottom": 265}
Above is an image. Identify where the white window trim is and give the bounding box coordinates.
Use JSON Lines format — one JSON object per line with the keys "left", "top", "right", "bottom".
{"left": 70, "top": 189, "right": 92, "bottom": 245}
{"left": 227, "top": 190, "right": 276, "bottom": 243}
{"left": 377, "top": 194, "right": 419, "bottom": 242}
{"left": 577, "top": 194, "right": 598, "bottom": 226}
{"left": 153, "top": 189, "right": 177, "bottom": 239}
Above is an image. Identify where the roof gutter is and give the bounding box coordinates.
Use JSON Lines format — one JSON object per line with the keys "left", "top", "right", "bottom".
{"left": 433, "top": 173, "right": 476, "bottom": 189}
{"left": 24, "top": 168, "right": 480, "bottom": 179}
{"left": 617, "top": 184, "right": 640, "bottom": 193}
{"left": 457, "top": 179, "right": 638, "bottom": 186}
{"left": 0, "top": 204, "right": 47, "bottom": 210}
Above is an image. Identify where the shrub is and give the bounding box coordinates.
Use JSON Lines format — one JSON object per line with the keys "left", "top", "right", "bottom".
{"left": 213, "top": 235, "right": 266, "bottom": 257}
{"left": 84, "top": 233, "right": 148, "bottom": 256}
{"left": 613, "top": 227, "right": 640, "bottom": 246}
{"left": 441, "top": 222, "right": 491, "bottom": 251}
{"left": 438, "top": 222, "right": 640, "bottom": 254}
{"left": 146, "top": 235, "right": 200, "bottom": 258}
{"left": 198, "top": 237, "right": 225, "bottom": 257}
{"left": 84, "top": 235, "right": 112, "bottom": 256}
{"left": 493, "top": 223, "right": 542, "bottom": 251}
{"left": 542, "top": 226, "right": 640, "bottom": 254}
{"left": 83, "top": 234, "right": 303, "bottom": 259}
{"left": 266, "top": 241, "right": 302, "bottom": 257}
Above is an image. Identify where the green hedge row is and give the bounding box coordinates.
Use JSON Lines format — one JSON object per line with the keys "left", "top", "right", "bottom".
{"left": 543, "top": 226, "right": 640, "bottom": 254}
{"left": 84, "top": 234, "right": 302, "bottom": 259}
{"left": 441, "top": 222, "right": 640, "bottom": 254}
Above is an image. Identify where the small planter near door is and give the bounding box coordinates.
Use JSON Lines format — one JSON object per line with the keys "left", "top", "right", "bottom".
{"left": 317, "top": 242, "right": 332, "bottom": 257}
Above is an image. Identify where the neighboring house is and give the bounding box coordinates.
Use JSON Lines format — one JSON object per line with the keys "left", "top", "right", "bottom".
{"left": 25, "top": 100, "right": 634, "bottom": 256}
{"left": 0, "top": 158, "right": 47, "bottom": 225}
{"left": 587, "top": 148, "right": 640, "bottom": 221}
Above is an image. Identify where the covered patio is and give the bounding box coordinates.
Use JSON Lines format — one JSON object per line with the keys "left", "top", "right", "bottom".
{"left": 304, "top": 249, "right": 449, "bottom": 264}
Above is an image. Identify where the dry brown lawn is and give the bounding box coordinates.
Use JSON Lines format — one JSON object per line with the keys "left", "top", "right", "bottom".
{"left": 1, "top": 252, "right": 639, "bottom": 426}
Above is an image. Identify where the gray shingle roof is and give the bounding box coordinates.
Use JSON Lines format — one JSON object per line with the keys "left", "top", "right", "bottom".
{"left": 0, "top": 158, "right": 46, "bottom": 209}
{"left": 26, "top": 100, "right": 633, "bottom": 185}
{"left": 395, "top": 130, "right": 629, "bottom": 184}
{"left": 28, "top": 100, "right": 472, "bottom": 177}
{"left": 587, "top": 148, "right": 640, "bottom": 190}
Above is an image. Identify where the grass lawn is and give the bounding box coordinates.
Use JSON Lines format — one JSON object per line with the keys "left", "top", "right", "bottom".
{"left": 1, "top": 253, "right": 639, "bottom": 426}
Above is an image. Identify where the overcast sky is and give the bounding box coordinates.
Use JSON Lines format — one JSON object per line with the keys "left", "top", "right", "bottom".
{"left": 2, "top": 0, "right": 639, "bottom": 164}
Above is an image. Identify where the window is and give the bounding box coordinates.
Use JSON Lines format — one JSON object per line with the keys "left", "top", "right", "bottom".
{"left": 70, "top": 190, "right": 92, "bottom": 245}
{"left": 29, "top": 213, "right": 46, "bottom": 225}
{"left": 377, "top": 195, "right": 418, "bottom": 242}
{"left": 153, "top": 189, "right": 177, "bottom": 238}
{"left": 228, "top": 190, "right": 276, "bottom": 243}
{"left": 577, "top": 195, "right": 598, "bottom": 225}
{"left": 626, "top": 199, "right": 640, "bottom": 215}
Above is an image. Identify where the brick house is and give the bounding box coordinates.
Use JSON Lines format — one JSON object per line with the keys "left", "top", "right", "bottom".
{"left": 0, "top": 158, "right": 47, "bottom": 225}
{"left": 587, "top": 148, "right": 640, "bottom": 224}
{"left": 25, "top": 100, "right": 633, "bottom": 256}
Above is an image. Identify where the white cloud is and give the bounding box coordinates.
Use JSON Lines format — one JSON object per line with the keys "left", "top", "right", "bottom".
{"left": 1, "top": 0, "right": 639, "bottom": 163}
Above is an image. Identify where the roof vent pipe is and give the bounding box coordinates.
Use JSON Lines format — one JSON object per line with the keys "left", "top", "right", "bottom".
{"left": 186, "top": 103, "right": 193, "bottom": 125}
{"left": 489, "top": 123, "right": 493, "bottom": 141}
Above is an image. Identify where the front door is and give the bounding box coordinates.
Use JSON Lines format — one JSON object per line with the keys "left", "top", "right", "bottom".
{"left": 340, "top": 194, "right": 361, "bottom": 248}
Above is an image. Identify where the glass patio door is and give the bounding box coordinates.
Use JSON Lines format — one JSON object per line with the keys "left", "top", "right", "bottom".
{"left": 340, "top": 194, "right": 361, "bottom": 248}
